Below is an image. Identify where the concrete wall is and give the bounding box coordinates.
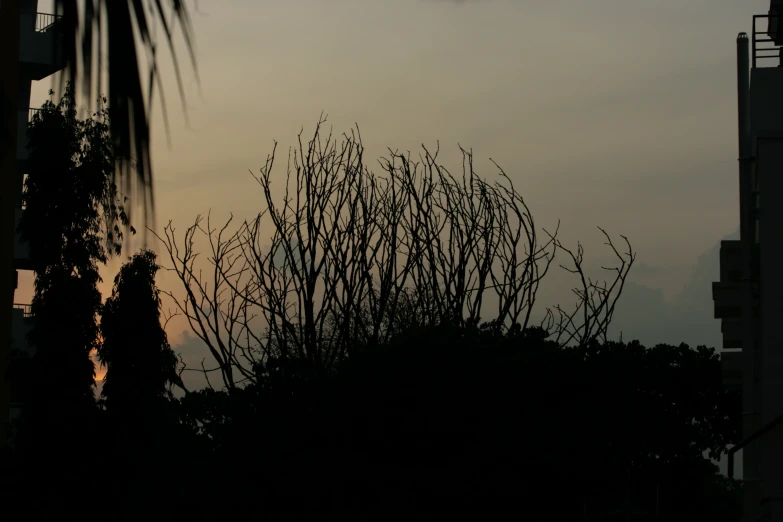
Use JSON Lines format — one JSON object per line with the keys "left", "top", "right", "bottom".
{"left": 757, "top": 137, "right": 783, "bottom": 504}
{"left": 751, "top": 68, "right": 783, "bottom": 134}
{"left": 758, "top": 137, "right": 783, "bottom": 424}
{"left": 19, "top": 0, "right": 38, "bottom": 14}
{"left": 15, "top": 108, "right": 27, "bottom": 161}
{"left": 743, "top": 64, "right": 783, "bottom": 521}
{"left": 752, "top": 66, "right": 783, "bottom": 431}
{"left": 13, "top": 208, "right": 29, "bottom": 266}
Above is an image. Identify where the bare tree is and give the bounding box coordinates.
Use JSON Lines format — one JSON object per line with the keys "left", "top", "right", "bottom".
{"left": 543, "top": 228, "right": 635, "bottom": 347}
{"left": 155, "top": 117, "right": 633, "bottom": 390}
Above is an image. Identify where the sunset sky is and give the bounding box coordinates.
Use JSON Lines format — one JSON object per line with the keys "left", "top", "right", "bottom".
{"left": 17, "top": 0, "right": 769, "bottom": 388}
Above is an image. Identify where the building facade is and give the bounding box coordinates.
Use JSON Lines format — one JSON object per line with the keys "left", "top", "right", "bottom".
{"left": 2, "top": 0, "right": 64, "bottom": 442}
{"left": 714, "top": 4, "right": 783, "bottom": 521}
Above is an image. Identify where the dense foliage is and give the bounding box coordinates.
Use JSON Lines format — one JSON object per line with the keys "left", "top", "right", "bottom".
{"left": 17, "top": 86, "right": 131, "bottom": 427}
{"left": 8, "top": 88, "right": 134, "bottom": 515}
{"left": 99, "top": 249, "right": 182, "bottom": 407}
{"left": 172, "top": 325, "right": 741, "bottom": 521}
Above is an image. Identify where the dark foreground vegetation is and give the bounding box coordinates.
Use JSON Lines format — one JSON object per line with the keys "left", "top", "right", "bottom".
{"left": 4, "top": 325, "right": 743, "bottom": 521}
{"left": 1, "top": 92, "right": 742, "bottom": 521}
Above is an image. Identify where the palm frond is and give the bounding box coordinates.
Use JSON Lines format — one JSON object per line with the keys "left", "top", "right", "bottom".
{"left": 55, "top": 0, "right": 198, "bottom": 228}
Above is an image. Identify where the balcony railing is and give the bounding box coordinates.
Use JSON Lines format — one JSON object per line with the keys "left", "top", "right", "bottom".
{"left": 21, "top": 12, "right": 64, "bottom": 33}
{"left": 12, "top": 304, "right": 33, "bottom": 318}
{"left": 753, "top": 13, "right": 783, "bottom": 68}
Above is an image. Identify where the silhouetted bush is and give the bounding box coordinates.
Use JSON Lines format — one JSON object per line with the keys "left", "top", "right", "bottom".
{"left": 169, "top": 323, "right": 740, "bottom": 521}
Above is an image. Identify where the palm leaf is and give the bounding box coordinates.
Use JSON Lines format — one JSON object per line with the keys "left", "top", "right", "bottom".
{"left": 55, "top": 0, "right": 198, "bottom": 228}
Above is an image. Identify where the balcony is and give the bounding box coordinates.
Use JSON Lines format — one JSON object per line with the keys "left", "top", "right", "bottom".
{"left": 713, "top": 282, "right": 743, "bottom": 319}
{"left": 18, "top": 11, "right": 65, "bottom": 81}
{"left": 11, "top": 304, "right": 35, "bottom": 356}
{"left": 753, "top": 13, "right": 783, "bottom": 68}
{"left": 16, "top": 107, "right": 41, "bottom": 162}
{"left": 13, "top": 207, "right": 33, "bottom": 271}
{"left": 718, "top": 241, "right": 742, "bottom": 283}
{"left": 721, "top": 350, "right": 743, "bottom": 393}
{"left": 12, "top": 303, "right": 32, "bottom": 319}
{"left": 720, "top": 318, "right": 744, "bottom": 349}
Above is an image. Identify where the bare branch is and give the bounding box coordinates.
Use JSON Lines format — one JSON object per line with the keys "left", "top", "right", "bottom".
{"left": 155, "top": 119, "right": 632, "bottom": 387}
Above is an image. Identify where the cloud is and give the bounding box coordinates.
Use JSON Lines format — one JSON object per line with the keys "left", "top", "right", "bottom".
{"left": 171, "top": 329, "right": 218, "bottom": 392}
{"left": 631, "top": 263, "right": 669, "bottom": 277}
{"left": 609, "top": 230, "right": 739, "bottom": 349}
{"left": 427, "top": 0, "right": 494, "bottom": 3}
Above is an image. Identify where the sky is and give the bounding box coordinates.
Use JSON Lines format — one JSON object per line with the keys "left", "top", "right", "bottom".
{"left": 15, "top": 0, "right": 770, "bottom": 393}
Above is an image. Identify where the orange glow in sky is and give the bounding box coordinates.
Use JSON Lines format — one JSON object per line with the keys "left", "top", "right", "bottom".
{"left": 91, "top": 349, "right": 106, "bottom": 383}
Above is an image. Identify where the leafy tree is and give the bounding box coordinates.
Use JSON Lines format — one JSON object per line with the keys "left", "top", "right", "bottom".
{"left": 97, "top": 249, "right": 183, "bottom": 521}
{"left": 99, "top": 249, "right": 182, "bottom": 407}
{"left": 1, "top": 0, "right": 197, "bottom": 447}
{"left": 15, "top": 87, "right": 132, "bottom": 481}
{"left": 20, "top": 85, "right": 132, "bottom": 269}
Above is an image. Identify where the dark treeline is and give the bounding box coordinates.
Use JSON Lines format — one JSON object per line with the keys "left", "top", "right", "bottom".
{"left": 169, "top": 326, "right": 741, "bottom": 521}
{"left": 2, "top": 95, "right": 742, "bottom": 521}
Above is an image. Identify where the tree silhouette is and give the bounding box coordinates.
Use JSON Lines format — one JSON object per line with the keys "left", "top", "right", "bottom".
{"left": 98, "top": 249, "right": 184, "bottom": 521}
{"left": 20, "top": 86, "right": 128, "bottom": 409}
{"left": 20, "top": 85, "right": 132, "bottom": 270}
{"left": 157, "top": 118, "right": 634, "bottom": 388}
{"left": 2, "top": 0, "right": 193, "bottom": 447}
{"left": 12, "top": 89, "right": 133, "bottom": 514}
{"left": 99, "top": 249, "right": 182, "bottom": 407}
{"left": 171, "top": 323, "right": 741, "bottom": 520}
{"left": 148, "top": 120, "right": 742, "bottom": 520}
{"left": 20, "top": 86, "right": 132, "bottom": 410}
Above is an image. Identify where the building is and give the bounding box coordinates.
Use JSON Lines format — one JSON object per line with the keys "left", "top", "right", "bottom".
{"left": 713, "top": 3, "right": 783, "bottom": 521}
{"left": 1, "top": 0, "right": 65, "bottom": 442}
